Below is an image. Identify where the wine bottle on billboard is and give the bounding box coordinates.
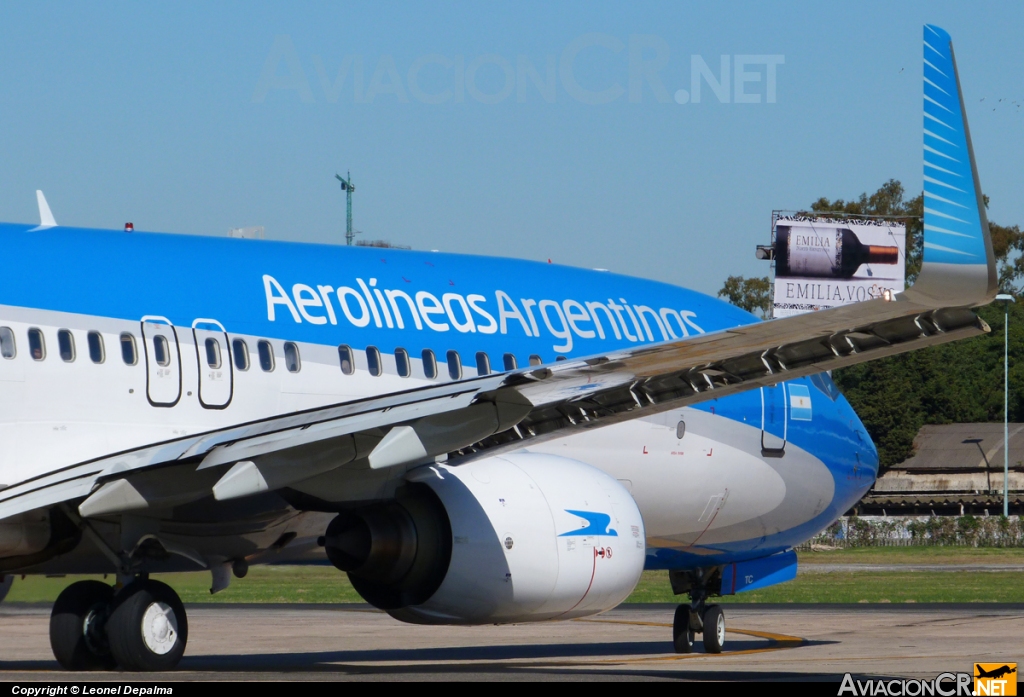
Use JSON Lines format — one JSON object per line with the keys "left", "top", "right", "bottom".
{"left": 775, "top": 226, "right": 900, "bottom": 278}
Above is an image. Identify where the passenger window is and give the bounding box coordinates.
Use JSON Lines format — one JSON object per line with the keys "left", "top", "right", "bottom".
{"left": 422, "top": 349, "right": 437, "bottom": 379}
{"left": 205, "top": 338, "right": 222, "bottom": 369}
{"left": 120, "top": 333, "right": 137, "bottom": 365}
{"left": 502, "top": 353, "right": 517, "bottom": 371}
{"left": 56, "top": 330, "right": 75, "bottom": 362}
{"left": 232, "top": 339, "right": 249, "bottom": 371}
{"left": 0, "top": 327, "right": 16, "bottom": 359}
{"left": 87, "top": 332, "right": 104, "bottom": 364}
{"left": 284, "top": 342, "right": 301, "bottom": 373}
{"left": 446, "top": 350, "right": 462, "bottom": 380}
{"left": 556, "top": 356, "right": 567, "bottom": 361}
{"left": 529, "top": 354, "right": 542, "bottom": 366}
{"left": 395, "top": 348, "right": 410, "bottom": 378}
{"left": 367, "top": 346, "right": 382, "bottom": 377}
{"left": 28, "top": 328, "right": 45, "bottom": 361}
{"left": 153, "top": 335, "right": 170, "bottom": 366}
{"left": 476, "top": 351, "right": 490, "bottom": 376}
{"left": 61, "top": 330, "right": 79, "bottom": 363}
{"left": 258, "top": 340, "right": 275, "bottom": 372}
{"left": 338, "top": 345, "right": 354, "bottom": 375}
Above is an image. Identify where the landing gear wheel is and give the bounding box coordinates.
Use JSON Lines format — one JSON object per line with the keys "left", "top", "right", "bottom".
{"left": 702, "top": 604, "right": 725, "bottom": 654}
{"left": 672, "top": 604, "right": 695, "bottom": 653}
{"left": 50, "top": 580, "right": 117, "bottom": 670}
{"left": 107, "top": 580, "right": 188, "bottom": 671}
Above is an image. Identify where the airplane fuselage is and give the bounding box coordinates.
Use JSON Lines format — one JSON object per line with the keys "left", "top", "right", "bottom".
{"left": 0, "top": 223, "right": 878, "bottom": 575}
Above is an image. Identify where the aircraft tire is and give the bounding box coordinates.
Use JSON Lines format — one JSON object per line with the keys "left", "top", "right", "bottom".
{"left": 672, "top": 604, "right": 695, "bottom": 653}
{"left": 703, "top": 604, "right": 725, "bottom": 654}
{"left": 107, "top": 580, "right": 188, "bottom": 671}
{"left": 0, "top": 575, "right": 12, "bottom": 604}
{"left": 50, "top": 580, "right": 117, "bottom": 670}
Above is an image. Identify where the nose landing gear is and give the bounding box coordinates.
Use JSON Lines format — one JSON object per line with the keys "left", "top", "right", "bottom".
{"left": 672, "top": 601, "right": 726, "bottom": 654}
{"left": 703, "top": 604, "right": 726, "bottom": 653}
{"left": 669, "top": 567, "right": 726, "bottom": 654}
{"left": 672, "top": 604, "right": 697, "bottom": 653}
{"left": 49, "top": 577, "right": 188, "bottom": 671}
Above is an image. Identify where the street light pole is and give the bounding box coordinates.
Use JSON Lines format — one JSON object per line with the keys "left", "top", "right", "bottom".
{"left": 995, "top": 293, "right": 1015, "bottom": 517}
{"left": 335, "top": 172, "right": 355, "bottom": 246}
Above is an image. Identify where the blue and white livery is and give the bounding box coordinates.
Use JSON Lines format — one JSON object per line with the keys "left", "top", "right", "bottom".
{"left": 0, "top": 27, "right": 998, "bottom": 670}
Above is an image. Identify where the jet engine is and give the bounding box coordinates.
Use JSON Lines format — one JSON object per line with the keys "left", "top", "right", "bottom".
{"left": 322, "top": 452, "right": 645, "bottom": 624}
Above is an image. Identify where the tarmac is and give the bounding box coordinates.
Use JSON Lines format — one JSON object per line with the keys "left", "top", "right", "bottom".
{"left": 1, "top": 603, "right": 1022, "bottom": 681}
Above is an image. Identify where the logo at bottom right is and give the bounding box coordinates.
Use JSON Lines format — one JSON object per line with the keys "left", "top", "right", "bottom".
{"left": 975, "top": 663, "right": 1017, "bottom": 696}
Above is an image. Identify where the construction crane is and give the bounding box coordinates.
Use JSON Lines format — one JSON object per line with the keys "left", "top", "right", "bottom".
{"left": 335, "top": 171, "right": 356, "bottom": 246}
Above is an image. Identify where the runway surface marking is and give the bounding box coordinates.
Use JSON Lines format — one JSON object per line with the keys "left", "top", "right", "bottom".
{"left": 568, "top": 617, "right": 806, "bottom": 664}
{"left": 307, "top": 618, "right": 807, "bottom": 670}
{"left": 4, "top": 605, "right": 1021, "bottom": 679}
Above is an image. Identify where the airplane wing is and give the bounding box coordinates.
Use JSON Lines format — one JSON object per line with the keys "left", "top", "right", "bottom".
{"left": 0, "top": 25, "right": 998, "bottom": 522}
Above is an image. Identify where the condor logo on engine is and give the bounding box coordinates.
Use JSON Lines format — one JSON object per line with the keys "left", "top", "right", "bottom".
{"left": 559, "top": 510, "right": 618, "bottom": 537}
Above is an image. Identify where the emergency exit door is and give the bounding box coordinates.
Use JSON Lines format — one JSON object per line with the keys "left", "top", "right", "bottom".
{"left": 141, "top": 316, "right": 182, "bottom": 407}
{"left": 192, "top": 318, "right": 233, "bottom": 409}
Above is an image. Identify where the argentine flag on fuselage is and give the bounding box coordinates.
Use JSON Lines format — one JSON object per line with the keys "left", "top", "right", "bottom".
{"left": 922, "top": 24, "right": 989, "bottom": 265}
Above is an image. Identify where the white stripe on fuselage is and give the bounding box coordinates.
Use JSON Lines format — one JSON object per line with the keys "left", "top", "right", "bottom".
{"left": 0, "top": 305, "right": 834, "bottom": 549}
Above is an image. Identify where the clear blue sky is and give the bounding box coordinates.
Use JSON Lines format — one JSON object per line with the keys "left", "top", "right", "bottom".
{"left": 1, "top": 1, "right": 1021, "bottom": 296}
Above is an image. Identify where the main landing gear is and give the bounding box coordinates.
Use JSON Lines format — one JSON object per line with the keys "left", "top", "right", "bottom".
{"left": 669, "top": 567, "right": 726, "bottom": 654}
{"left": 50, "top": 577, "right": 188, "bottom": 671}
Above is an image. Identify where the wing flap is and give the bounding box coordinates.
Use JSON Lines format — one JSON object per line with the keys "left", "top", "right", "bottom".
{"left": 455, "top": 304, "right": 987, "bottom": 462}
{"left": 0, "top": 294, "right": 988, "bottom": 521}
{"left": 0, "top": 25, "right": 998, "bottom": 522}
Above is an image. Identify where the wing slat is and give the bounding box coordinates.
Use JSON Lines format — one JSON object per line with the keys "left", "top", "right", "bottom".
{"left": 0, "top": 25, "right": 998, "bottom": 523}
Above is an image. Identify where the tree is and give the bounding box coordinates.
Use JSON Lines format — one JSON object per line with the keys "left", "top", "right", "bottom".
{"left": 832, "top": 301, "right": 1024, "bottom": 468}
{"left": 809, "top": 180, "right": 1024, "bottom": 469}
{"left": 807, "top": 179, "right": 1024, "bottom": 292}
{"left": 717, "top": 179, "right": 924, "bottom": 317}
{"left": 804, "top": 178, "right": 924, "bottom": 283}
{"left": 715, "top": 180, "right": 1023, "bottom": 470}
{"left": 990, "top": 221, "right": 1024, "bottom": 293}
{"left": 717, "top": 275, "right": 771, "bottom": 318}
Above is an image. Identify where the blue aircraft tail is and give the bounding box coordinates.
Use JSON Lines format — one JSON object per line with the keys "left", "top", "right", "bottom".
{"left": 905, "top": 26, "right": 998, "bottom": 307}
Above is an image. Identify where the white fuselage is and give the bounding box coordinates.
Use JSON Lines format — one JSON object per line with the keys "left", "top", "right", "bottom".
{"left": 0, "top": 306, "right": 842, "bottom": 569}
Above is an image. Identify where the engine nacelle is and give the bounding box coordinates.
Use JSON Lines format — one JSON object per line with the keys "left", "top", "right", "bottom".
{"left": 323, "top": 452, "right": 645, "bottom": 624}
{"left": 0, "top": 510, "right": 50, "bottom": 559}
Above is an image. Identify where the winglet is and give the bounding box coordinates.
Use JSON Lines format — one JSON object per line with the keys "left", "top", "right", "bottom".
{"left": 902, "top": 25, "right": 998, "bottom": 308}
{"left": 35, "top": 190, "right": 57, "bottom": 228}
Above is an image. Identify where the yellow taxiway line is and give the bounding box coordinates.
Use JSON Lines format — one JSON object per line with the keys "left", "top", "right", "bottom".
{"left": 573, "top": 616, "right": 806, "bottom": 663}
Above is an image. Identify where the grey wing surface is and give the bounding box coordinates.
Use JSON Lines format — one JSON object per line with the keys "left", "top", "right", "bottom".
{"left": 0, "top": 253, "right": 994, "bottom": 523}
{"left": 0, "top": 28, "right": 998, "bottom": 523}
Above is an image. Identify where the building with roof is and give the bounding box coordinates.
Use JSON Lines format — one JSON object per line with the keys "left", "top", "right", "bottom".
{"left": 857, "top": 423, "right": 1024, "bottom": 516}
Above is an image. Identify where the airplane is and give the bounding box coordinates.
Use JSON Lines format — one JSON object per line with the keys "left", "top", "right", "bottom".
{"left": 976, "top": 665, "right": 1017, "bottom": 680}
{"left": 0, "top": 25, "right": 998, "bottom": 671}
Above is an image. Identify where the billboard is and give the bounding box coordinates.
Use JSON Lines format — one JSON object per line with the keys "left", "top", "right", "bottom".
{"left": 772, "top": 217, "right": 906, "bottom": 318}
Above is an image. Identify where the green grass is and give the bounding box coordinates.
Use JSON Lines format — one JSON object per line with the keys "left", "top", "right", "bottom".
{"left": 628, "top": 570, "right": 1024, "bottom": 604}
{"left": 6, "top": 547, "right": 1024, "bottom": 605}
{"left": 5, "top": 566, "right": 364, "bottom": 605}
{"left": 796, "top": 546, "right": 1024, "bottom": 565}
